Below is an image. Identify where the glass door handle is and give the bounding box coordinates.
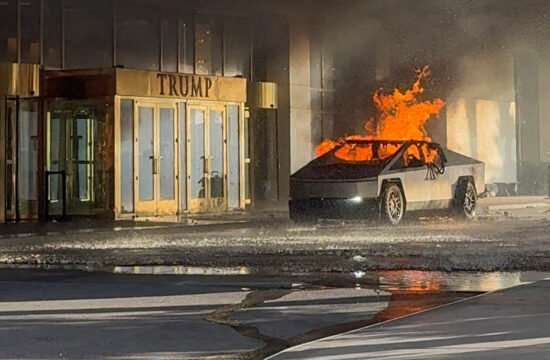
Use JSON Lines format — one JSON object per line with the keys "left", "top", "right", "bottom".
{"left": 202, "top": 156, "right": 210, "bottom": 175}
{"left": 152, "top": 157, "right": 159, "bottom": 175}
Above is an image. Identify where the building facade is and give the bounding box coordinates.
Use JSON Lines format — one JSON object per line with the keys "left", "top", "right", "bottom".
{"left": 0, "top": 0, "right": 328, "bottom": 222}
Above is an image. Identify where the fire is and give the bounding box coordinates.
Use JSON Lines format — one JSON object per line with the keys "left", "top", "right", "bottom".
{"left": 315, "top": 139, "right": 338, "bottom": 157}
{"left": 314, "top": 67, "right": 444, "bottom": 162}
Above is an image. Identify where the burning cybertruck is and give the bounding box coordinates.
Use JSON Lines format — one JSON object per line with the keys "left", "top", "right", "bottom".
{"left": 289, "top": 139, "right": 485, "bottom": 224}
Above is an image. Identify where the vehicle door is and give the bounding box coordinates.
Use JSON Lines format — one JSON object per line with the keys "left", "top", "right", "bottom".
{"left": 422, "top": 144, "right": 452, "bottom": 208}
{"left": 397, "top": 143, "right": 432, "bottom": 210}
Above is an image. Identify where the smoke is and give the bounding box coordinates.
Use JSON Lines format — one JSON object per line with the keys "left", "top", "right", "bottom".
{"left": 313, "top": 0, "right": 550, "bottom": 138}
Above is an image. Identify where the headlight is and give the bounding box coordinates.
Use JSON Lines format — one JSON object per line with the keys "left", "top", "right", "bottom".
{"left": 349, "top": 196, "right": 363, "bottom": 203}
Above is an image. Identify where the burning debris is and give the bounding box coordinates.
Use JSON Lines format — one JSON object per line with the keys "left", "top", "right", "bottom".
{"left": 315, "top": 67, "right": 445, "bottom": 160}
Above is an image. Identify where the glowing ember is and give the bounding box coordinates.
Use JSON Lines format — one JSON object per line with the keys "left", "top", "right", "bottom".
{"left": 315, "top": 67, "right": 444, "bottom": 161}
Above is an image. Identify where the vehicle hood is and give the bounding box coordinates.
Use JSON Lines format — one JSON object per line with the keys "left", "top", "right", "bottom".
{"left": 291, "top": 155, "right": 384, "bottom": 181}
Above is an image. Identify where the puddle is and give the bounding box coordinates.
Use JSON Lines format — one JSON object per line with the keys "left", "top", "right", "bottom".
{"left": 2, "top": 262, "right": 548, "bottom": 295}
{"left": 113, "top": 265, "right": 252, "bottom": 276}
{"left": 360, "top": 270, "right": 550, "bottom": 292}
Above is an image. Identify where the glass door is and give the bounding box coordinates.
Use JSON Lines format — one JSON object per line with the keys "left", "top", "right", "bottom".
{"left": 187, "top": 106, "right": 207, "bottom": 212}
{"left": 5, "top": 99, "right": 39, "bottom": 221}
{"left": 187, "top": 104, "right": 227, "bottom": 213}
{"left": 47, "top": 108, "right": 96, "bottom": 216}
{"left": 67, "top": 113, "right": 95, "bottom": 213}
{"left": 5, "top": 100, "right": 16, "bottom": 220}
{"left": 134, "top": 102, "right": 178, "bottom": 216}
{"left": 208, "top": 106, "right": 226, "bottom": 211}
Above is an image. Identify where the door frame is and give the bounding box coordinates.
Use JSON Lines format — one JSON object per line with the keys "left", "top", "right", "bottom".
{"left": 66, "top": 108, "right": 96, "bottom": 214}
{"left": 45, "top": 100, "right": 106, "bottom": 217}
{"left": 4, "top": 97, "right": 41, "bottom": 221}
{"left": 186, "top": 101, "right": 228, "bottom": 214}
{"left": 206, "top": 104, "right": 228, "bottom": 212}
{"left": 133, "top": 100, "right": 179, "bottom": 217}
{"left": 186, "top": 103, "right": 208, "bottom": 213}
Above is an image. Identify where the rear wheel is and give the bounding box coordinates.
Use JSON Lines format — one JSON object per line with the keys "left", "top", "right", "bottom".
{"left": 381, "top": 183, "right": 405, "bottom": 225}
{"left": 454, "top": 179, "right": 477, "bottom": 220}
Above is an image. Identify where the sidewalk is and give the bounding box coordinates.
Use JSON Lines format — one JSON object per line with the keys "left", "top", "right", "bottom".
{"left": 0, "top": 209, "right": 287, "bottom": 239}
{"left": 478, "top": 196, "right": 550, "bottom": 218}
{"left": 269, "top": 279, "right": 550, "bottom": 359}
{"left": 0, "top": 197, "right": 547, "bottom": 239}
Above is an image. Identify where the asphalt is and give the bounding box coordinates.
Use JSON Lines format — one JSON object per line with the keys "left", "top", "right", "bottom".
{"left": 0, "top": 269, "right": 476, "bottom": 360}
{"left": 0, "top": 270, "right": 263, "bottom": 359}
{"left": 269, "top": 278, "right": 550, "bottom": 360}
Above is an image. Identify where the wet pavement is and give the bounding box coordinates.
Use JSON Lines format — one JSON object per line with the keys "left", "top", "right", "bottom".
{"left": 270, "top": 278, "right": 550, "bottom": 360}
{"left": 0, "top": 269, "right": 547, "bottom": 359}
{"left": 1, "top": 215, "right": 550, "bottom": 273}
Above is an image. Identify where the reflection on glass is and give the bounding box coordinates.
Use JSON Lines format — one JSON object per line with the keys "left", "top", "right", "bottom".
{"left": 244, "top": 113, "right": 250, "bottom": 201}
{"left": 195, "top": 17, "right": 222, "bottom": 75}
{"left": 6, "top": 102, "right": 15, "bottom": 214}
{"left": 223, "top": 18, "right": 250, "bottom": 77}
{"left": 209, "top": 110, "right": 224, "bottom": 198}
{"left": 227, "top": 105, "right": 239, "bottom": 208}
{"left": 48, "top": 115, "right": 64, "bottom": 202}
{"left": 64, "top": 0, "right": 112, "bottom": 69}
{"left": 159, "top": 108, "right": 175, "bottom": 200}
{"left": 116, "top": 0, "right": 160, "bottom": 70}
{"left": 178, "top": 102, "right": 187, "bottom": 210}
{"left": 139, "top": 107, "right": 154, "bottom": 201}
{"left": 120, "top": 99, "right": 134, "bottom": 212}
{"left": 18, "top": 100, "right": 39, "bottom": 217}
{"left": 72, "top": 117, "right": 92, "bottom": 200}
{"left": 190, "top": 109, "right": 205, "bottom": 199}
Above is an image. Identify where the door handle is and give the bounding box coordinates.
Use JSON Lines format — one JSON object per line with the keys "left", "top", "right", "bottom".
{"left": 152, "top": 157, "right": 159, "bottom": 175}
{"left": 202, "top": 156, "right": 209, "bottom": 175}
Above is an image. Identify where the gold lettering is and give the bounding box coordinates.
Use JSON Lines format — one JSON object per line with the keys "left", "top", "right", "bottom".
{"left": 191, "top": 77, "right": 202, "bottom": 97}
{"left": 157, "top": 73, "right": 168, "bottom": 95}
{"left": 205, "top": 77, "right": 212, "bottom": 97}
{"left": 179, "top": 75, "right": 189, "bottom": 96}
{"left": 168, "top": 75, "right": 179, "bottom": 96}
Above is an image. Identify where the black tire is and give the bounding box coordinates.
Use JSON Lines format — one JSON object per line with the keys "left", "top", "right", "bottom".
{"left": 454, "top": 179, "right": 477, "bottom": 220}
{"left": 381, "top": 183, "right": 405, "bottom": 225}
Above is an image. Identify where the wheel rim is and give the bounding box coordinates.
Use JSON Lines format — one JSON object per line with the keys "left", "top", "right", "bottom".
{"left": 463, "top": 187, "right": 476, "bottom": 215}
{"left": 387, "top": 190, "right": 402, "bottom": 221}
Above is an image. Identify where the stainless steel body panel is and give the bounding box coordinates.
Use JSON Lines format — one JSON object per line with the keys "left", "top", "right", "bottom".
{"left": 378, "top": 163, "right": 484, "bottom": 210}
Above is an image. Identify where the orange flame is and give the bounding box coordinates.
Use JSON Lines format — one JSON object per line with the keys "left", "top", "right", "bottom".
{"left": 314, "top": 67, "right": 444, "bottom": 161}
{"left": 315, "top": 139, "right": 338, "bottom": 157}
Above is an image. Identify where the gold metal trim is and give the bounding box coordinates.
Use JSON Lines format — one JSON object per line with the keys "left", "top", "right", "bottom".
{"left": 0, "top": 63, "right": 40, "bottom": 97}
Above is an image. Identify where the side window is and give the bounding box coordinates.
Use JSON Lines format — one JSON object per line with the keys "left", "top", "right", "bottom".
{"left": 403, "top": 144, "right": 425, "bottom": 168}
{"left": 391, "top": 144, "right": 425, "bottom": 170}
{"left": 423, "top": 144, "right": 445, "bottom": 168}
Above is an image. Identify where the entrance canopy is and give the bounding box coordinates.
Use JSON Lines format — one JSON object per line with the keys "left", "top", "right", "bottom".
{"left": 43, "top": 67, "right": 247, "bottom": 102}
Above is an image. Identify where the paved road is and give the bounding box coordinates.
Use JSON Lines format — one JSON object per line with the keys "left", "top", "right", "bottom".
{"left": 0, "top": 270, "right": 263, "bottom": 359}
{"left": 0, "top": 270, "right": 396, "bottom": 360}
{"left": 270, "top": 279, "right": 550, "bottom": 360}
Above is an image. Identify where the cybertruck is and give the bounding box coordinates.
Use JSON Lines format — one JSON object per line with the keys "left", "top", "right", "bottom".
{"left": 289, "top": 140, "right": 484, "bottom": 224}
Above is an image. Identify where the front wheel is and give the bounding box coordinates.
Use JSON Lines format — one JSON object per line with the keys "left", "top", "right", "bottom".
{"left": 454, "top": 179, "right": 477, "bottom": 220}
{"left": 381, "top": 183, "right": 405, "bottom": 225}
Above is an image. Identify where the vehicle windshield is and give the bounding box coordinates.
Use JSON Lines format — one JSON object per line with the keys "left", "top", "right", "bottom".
{"left": 332, "top": 141, "right": 403, "bottom": 163}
